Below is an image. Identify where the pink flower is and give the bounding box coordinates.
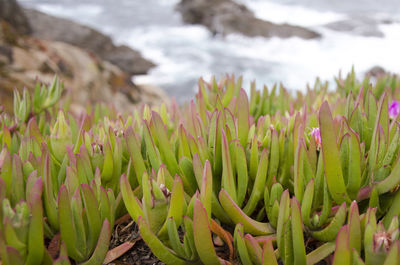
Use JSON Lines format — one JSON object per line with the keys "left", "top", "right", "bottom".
{"left": 389, "top": 100, "right": 400, "bottom": 119}
{"left": 310, "top": 127, "right": 321, "bottom": 150}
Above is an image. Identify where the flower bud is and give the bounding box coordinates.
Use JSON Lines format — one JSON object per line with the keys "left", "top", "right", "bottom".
{"left": 50, "top": 111, "right": 72, "bottom": 162}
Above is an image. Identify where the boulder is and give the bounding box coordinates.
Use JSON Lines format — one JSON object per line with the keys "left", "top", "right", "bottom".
{"left": 366, "top": 66, "right": 386, "bottom": 78}
{"left": 0, "top": 22, "right": 167, "bottom": 114}
{"left": 23, "top": 9, "right": 155, "bottom": 75}
{"left": 0, "top": 0, "right": 31, "bottom": 35}
{"left": 325, "top": 17, "right": 384, "bottom": 37}
{"left": 176, "top": 0, "right": 320, "bottom": 39}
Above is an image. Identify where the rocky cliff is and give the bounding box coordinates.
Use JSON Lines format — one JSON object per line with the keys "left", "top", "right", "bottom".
{"left": 0, "top": 0, "right": 166, "bottom": 114}
{"left": 177, "top": 0, "right": 321, "bottom": 39}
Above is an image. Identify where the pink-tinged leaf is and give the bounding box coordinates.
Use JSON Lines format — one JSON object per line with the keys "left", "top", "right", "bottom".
{"left": 235, "top": 142, "right": 248, "bottom": 208}
{"left": 345, "top": 124, "right": 362, "bottom": 199}
{"left": 237, "top": 88, "right": 250, "bottom": 148}
{"left": 178, "top": 156, "right": 198, "bottom": 195}
{"left": 138, "top": 217, "right": 187, "bottom": 265}
{"left": 5, "top": 246, "right": 24, "bottom": 265}
{"left": 80, "top": 220, "right": 111, "bottom": 265}
{"left": 262, "top": 239, "right": 278, "bottom": 265}
{"left": 219, "top": 189, "right": 274, "bottom": 236}
{"left": 221, "top": 129, "right": 237, "bottom": 203}
{"left": 81, "top": 184, "right": 101, "bottom": 254}
{"left": 383, "top": 241, "right": 400, "bottom": 265}
{"left": 101, "top": 141, "right": 113, "bottom": 182}
{"left": 348, "top": 201, "right": 361, "bottom": 254}
{"left": 243, "top": 148, "right": 269, "bottom": 216}
{"left": 0, "top": 148, "right": 12, "bottom": 198}
{"left": 58, "top": 185, "right": 84, "bottom": 261}
{"left": 120, "top": 174, "right": 144, "bottom": 222}
{"left": 311, "top": 202, "right": 347, "bottom": 242}
{"left": 193, "top": 200, "right": 222, "bottom": 265}
{"left": 25, "top": 185, "right": 44, "bottom": 265}
{"left": 42, "top": 153, "right": 59, "bottom": 231}
{"left": 319, "top": 101, "right": 350, "bottom": 204}
{"left": 249, "top": 135, "right": 259, "bottom": 181}
{"left": 158, "top": 176, "right": 185, "bottom": 236}
{"left": 267, "top": 128, "right": 280, "bottom": 190}
{"left": 201, "top": 160, "right": 213, "bottom": 221}
{"left": 143, "top": 120, "right": 161, "bottom": 172}
{"left": 376, "top": 156, "right": 400, "bottom": 194}
{"left": 294, "top": 135, "right": 305, "bottom": 203}
{"left": 234, "top": 224, "right": 253, "bottom": 265}
{"left": 291, "top": 197, "right": 307, "bottom": 265}
{"left": 125, "top": 126, "right": 146, "bottom": 185}
{"left": 306, "top": 242, "right": 336, "bottom": 265}
{"left": 11, "top": 154, "right": 24, "bottom": 205}
{"left": 332, "top": 225, "right": 351, "bottom": 265}
{"left": 369, "top": 93, "right": 389, "bottom": 172}
{"left": 276, "top": 190, "right": 290, "bottom": 260}
{"left": 192, "top": 153, "right": 203, "bottom": 187}
{"left": 151, "top": 111, "right": 180, "bottom": 177}
{"left": 245, "top": 234, "right": 263, "bottom": 264}
{"left": 178, "top": 125, "right": 192, "bottom": 159}
{"left": 301, "top": 179, "right": 314, "bottom": 228}
{"left": 77, "top": 145, "right": 94, "bottom": 184}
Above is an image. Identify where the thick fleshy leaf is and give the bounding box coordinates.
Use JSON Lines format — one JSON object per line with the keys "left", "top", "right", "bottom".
{"left": 58, "top": 185, "right": 84, "bottom": 261}
{"left": 348, "top": 201, "right": 361, "bottom": 254}
{"left": 262, "top": 239, "right": 278, "bottom": 265}
{"left": 311, "top": 202, "right": 347, "bottom": 242}
{"left": 237, "top": 88, "right": 250, "bottom": 148}
{"left": 120, "top": 174, "right": 144, "bottom": 222}
{"left": 219, "top": 189, "right": 274, "bottom": 236}
{"left": 81, "top": 184, "right": 102, "bottom": 254}
{"left": 291, "top": 198, "right": 306, "bottom": 265}
{"left": 243, "top": 148, "right": 269, "bottom": 216}
{"left": 235, "top": 142, "right": 248, "bottom": 207}
{"left": 221, "top": 129, "right": 237, "bottom": 203}
{"left": 234, "top": 224, "right": 253, "bottom": 265}
{"left": 319, "top": 101, "right": 350, "bottom": 204}
{"left": 25, "top": 192, "right": 44, "bottom": 265}
{"left": 80, "top": 220, "right": 111, "bottom": 265}
{"left": 193, "top": 199, "right": 222, "bottom": 265}
{"left": 125, "top": 126, "right": 146, "bottom": 185}
{"left": 138, "top": 217, "right": 186, "bottom": 265}
{"left": 332, "top": 225, "right": 351, "bottom": 265}
{"left": 306, "top": 242, "right": 335, "bottom": 265}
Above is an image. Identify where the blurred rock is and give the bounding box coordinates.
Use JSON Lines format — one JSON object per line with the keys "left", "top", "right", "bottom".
{"left": 325, "top": 17, "right": 384, "bottom": 37}
{"left": 23, "top": 9, "right": 155, "bottom": 76}
{"left": 0, "top": 0, "right": 31, "bottom": 35}
{"left": 176, "top": 0, "right": 320, "bottom": 39}
{"left": 366, "top": 66, "right": 386, "bottom": 78}
{"left": 0, "top": 5, "right": 167, "bottom": 114}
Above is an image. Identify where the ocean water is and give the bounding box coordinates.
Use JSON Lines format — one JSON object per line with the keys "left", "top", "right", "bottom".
{"left": 19, "top": 0, "right": 400, "bottom": 103}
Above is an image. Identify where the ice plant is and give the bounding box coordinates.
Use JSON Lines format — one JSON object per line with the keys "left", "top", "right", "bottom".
{"left": 1, "top": 71, "right": 400, "bottom": 265}
{"left": 50, "top": 110, "right": 72, "bottom": 162}
{"left": 0, "top": 178, "right": 48, "bottom": 265}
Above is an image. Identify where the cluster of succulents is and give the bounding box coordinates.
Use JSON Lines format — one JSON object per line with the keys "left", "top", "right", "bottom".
{"left": 1, "top": 71, "right": 400, "bottom": 265}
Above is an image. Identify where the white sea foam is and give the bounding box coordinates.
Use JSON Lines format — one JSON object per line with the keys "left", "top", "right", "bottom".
{"left": 235, "top": 0, "right": 347, "bottom": 26}
{"left": 20, "top": 0, "right": 400, "bottom": 100}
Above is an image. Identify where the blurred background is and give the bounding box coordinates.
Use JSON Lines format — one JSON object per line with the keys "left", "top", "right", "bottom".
{"left": 1, "top": 0, "right": 400, "bottom": 111}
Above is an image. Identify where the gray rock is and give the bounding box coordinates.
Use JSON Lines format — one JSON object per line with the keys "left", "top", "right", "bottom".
{"left": 23, "top": 9, "right": 155, "bottom": 75}
{"left": 0, "top": 0, "right": 31, "bottom": 35}
{"left": 176, "top": 0, "right": 320, "bottom": 39}
{"left": 366, "top": 66, "right": 386, "bottom": 78}
{"left": 325, "top": 17, "right": 384, "bottom": 37}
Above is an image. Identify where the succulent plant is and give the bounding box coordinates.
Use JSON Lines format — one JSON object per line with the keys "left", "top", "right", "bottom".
{"left": 1, "top": 70, "right": 400, "bottom": 265}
